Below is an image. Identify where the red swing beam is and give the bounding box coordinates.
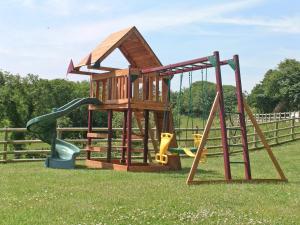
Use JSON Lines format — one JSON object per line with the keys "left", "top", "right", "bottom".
{"left": 142, "top": 55, "right": 229, "bottom": 76}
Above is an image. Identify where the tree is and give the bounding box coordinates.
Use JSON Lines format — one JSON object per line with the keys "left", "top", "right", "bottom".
{"left": 248, "top": 59, "right": 300, "bottom": 112}
{"left": 171, "top": 80, "right": 237, "bottom": 120}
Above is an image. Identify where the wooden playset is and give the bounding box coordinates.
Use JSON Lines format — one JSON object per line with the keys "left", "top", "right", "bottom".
{"left": 32, "top": 26, "right": 286, "bottom": 183}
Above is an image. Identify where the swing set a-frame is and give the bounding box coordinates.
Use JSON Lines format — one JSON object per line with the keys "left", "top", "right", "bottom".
{"left": 144, "top": 51, "right": 288, "bottom": 184}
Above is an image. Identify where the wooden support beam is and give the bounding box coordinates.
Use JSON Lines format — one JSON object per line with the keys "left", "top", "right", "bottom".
{"left": 87, "top": 110, "right": 93, "bottom": 160}
{"left": 95, "top": 81, "right": 100, "bottom": 99}
{"left": 107, "top": 110, "right": 113, "bottom": 162}
{"left": 133, "top": 79, "right": 139, "bottom": 100}
{"left": 187, "top": 92, "right": 220, "bottom": 184}
{"left": 155, "top": 75, "right": 159, "bottom": 102}
{"left": 244, "top": 101, "right": 287, "bottom": 181}
{"left": 102, "top": 80, "right": 107, "bottom": 101}
{"left": 214, "top": 51, "right": 231, "bottom": 180}
{"left": 121, "top": 111, "right": 127, "bottom": 164}
{"left": 233, "top": 54, "right": 251, "bottom": 180}
{"left": 126, "top": 73, "right": 133, "bottom": 166}
{"left": 143, "top": 110, "right": 149, "bottom": 163}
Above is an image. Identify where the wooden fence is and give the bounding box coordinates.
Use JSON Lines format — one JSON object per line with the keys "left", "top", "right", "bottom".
{"left": 0, "top": 117, "right": 299, "bottom": 163}
{"left": 251, "top": 111, "right": 299, "bottom": 123}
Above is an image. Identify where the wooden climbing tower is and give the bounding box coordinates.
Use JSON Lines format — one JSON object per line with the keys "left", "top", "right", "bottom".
{"left": 67, "top": 26, "right": 177, "bottom": 171}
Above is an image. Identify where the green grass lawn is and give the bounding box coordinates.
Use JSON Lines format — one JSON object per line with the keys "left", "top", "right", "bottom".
{"left": 0, "top": 141, "right": 299, "bottom": 225}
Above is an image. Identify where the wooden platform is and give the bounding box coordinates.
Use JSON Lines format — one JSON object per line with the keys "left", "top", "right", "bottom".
{"left": 85, "top": 159, "right": 180, "bottom": 172}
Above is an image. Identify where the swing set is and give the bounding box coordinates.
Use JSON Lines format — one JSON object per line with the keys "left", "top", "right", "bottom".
{"left": 144, "top": 51, "right": 287, "bottom": 184}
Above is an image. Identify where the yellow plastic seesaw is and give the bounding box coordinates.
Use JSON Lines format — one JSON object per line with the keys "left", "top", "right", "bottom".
{"left": 155, "top": 133, "right": 174, "bottom": 164}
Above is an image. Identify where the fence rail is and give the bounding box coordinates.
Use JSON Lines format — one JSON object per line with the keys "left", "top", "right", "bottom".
{"left": 251, "top": 111, "right": 299, "bottom": 123}
{"left": 0, "top": 116, "right": 299, "bottom": 163}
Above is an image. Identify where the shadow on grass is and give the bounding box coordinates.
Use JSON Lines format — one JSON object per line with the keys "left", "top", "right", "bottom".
{"left": 74, "top": 164, "right": 221, "bottom": 178}
{"left": 75, "top": 164, "right": 87, "bottom": 170}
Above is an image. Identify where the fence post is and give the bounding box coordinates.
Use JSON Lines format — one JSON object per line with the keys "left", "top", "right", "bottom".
{"left": 291, "top": 117, "right": 295, "bottom": 140}
{"left": 3, "top": 127, "right": 8, "bottom": 163}
{"left": 275, "top": 121, "right": 279, "bottom": 144}
{"left": 227, "top": 128, "right": 231, "bottom": 146}
{"left": 57, "top": 126, "right": 62, "bottom": 139}
{"left": 253, "top": 126, "right": 257, "bottom": 148}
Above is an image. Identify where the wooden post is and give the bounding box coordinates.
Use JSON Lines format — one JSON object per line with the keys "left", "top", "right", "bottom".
{"left": 126, "top": 71, "right": 133, "bottom": 166}
{"left": 244, "top": 101, "right": 287, "bottom": 181}
{"left": 233, "top": 54, "right": 251, "bottom": 180}
{"left": 87, "top": 76, "right": 94, "bottom": 160}
{"left": 102, "top": 80, "right": 107, "bottom": 101}
{"left": 143, "top": 76, "right": 149, "bottom": 163}
{"left": 133, "top": 79, "right": 139, "bottom": 100}
{"left": 275, "top": 121, "right": 279, "bottom": 144}
{"left": 107, "top": 110, "right": 113, "bottom": 162}
{"left": 291, "top": 117, "right": 295, "bottom": 140}
{"left": 279, "top": 113, "right": 281, "bottom": 121}
{"left": 187, "top": 93, "right": 220, "bottom": 184}
{"left": 121, "top": 111, "right": 127, "bottom": 164}
{"left": 87, "top": 110, "right": 93, "bottom": 160}
{"left": 3, "top": 127, "right": 8, "bottom": 162}
{"left": 57, "top": 127, "right": 62, "bottom": 139}
{"left": 214, "top": 51, "right": 231, "bottom": 180}
{"left": 155, "top": 75, "right": 159, "bottom": 102}
{"left": 144, "top": 110, "right": 149, "bottom": 163}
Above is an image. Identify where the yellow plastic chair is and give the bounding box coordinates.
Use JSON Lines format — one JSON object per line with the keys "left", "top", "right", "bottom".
{"left": 156, "top": 133, "right": 173, "bottom": 164}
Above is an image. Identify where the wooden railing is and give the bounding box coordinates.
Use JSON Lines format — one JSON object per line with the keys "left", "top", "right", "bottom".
{"left": 0, "top": 117, "right": 299, "bottom": 163}
{"left": 251, "top": 111, "right": 299, "bottom": 123}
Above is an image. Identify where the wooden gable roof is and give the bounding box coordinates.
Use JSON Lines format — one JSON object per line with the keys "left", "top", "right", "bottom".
{"left": 76, "top": 26, "right": 162, "bottom": 69}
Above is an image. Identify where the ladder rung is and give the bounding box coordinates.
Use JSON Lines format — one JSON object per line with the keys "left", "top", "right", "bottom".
{"left": 228, "top": 144, "right": 244, "bottom": 147}
{"left": 112, "top": 146, "right": 127, "bottom": 149}
{"left": 225, "top": 112, "right": 241, "bottom": 115}
{"left": 227, "top": 127, "right": 242, "bottom": 130}
{"left": 230, "top": 161, "right": 245, "bottom": 164}
{"left": 131, "top": 132, "right": 144, "bottom": 139}
{"left": 87, "top": 132, "right": 108, "bottom": 139}
{"left": 85, "top": 146, "right": 106, "bottom": 152}
{"left": 86, "top": 146, "right": 127, "bottom": 152}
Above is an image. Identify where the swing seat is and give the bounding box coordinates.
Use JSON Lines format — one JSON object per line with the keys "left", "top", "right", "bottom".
{"left": 169, "top": 147, "right": 197, "bottom": 155}
{"left": 156, "top": 133, "right": 174, "bottom": 164}
{"left": 169, "top": 147, "right": 208, "bottom": 163}
{"left": 193, "top": 134, "right": 203, "bottom": 147}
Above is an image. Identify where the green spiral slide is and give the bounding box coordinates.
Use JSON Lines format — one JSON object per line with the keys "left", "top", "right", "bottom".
{"left": 26, "top": 98, "right": 101, "bottom": 169}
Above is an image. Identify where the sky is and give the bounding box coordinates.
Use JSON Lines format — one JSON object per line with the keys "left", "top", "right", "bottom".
{"left": 0, "top": 0, "right": 299, "bottom": 92}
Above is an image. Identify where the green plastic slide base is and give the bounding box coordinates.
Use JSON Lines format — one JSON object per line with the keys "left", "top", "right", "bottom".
{"left": 45, "top": 157, "right": 76, "bottom": 169}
